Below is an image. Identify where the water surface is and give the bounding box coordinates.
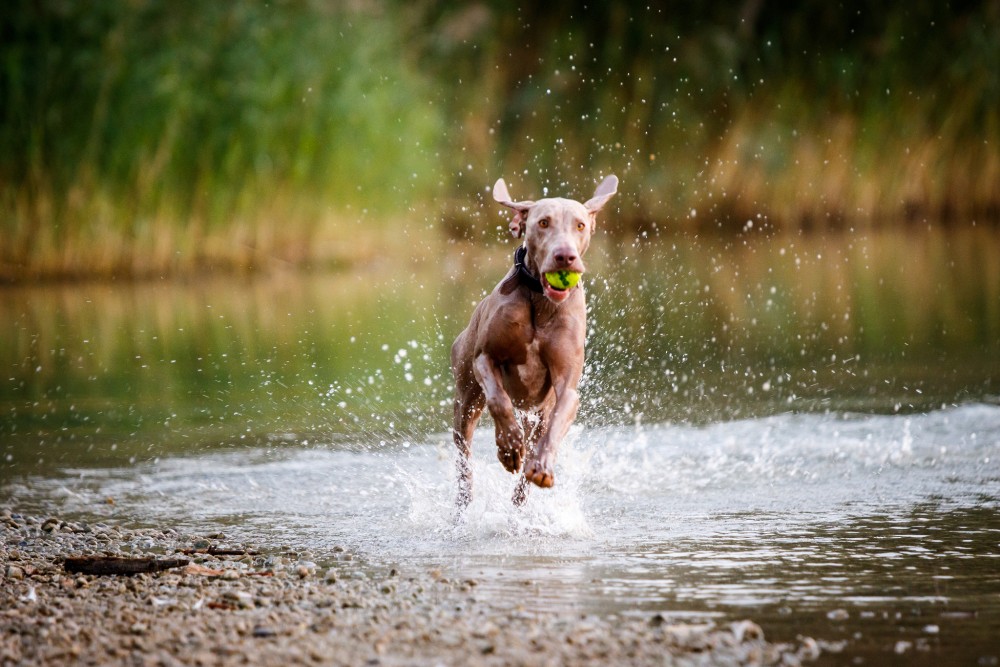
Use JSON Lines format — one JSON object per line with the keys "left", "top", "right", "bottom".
{"left": 3, "top": 228, "right": 1000, "bottom": 665}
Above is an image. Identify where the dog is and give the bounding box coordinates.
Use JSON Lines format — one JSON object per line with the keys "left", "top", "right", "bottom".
{"left": 450, "top": 175, "right": 618, "bottom": 508}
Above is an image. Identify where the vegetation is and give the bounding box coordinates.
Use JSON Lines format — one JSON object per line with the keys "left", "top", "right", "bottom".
{"left": 1, "top": 1, "right": 998, "bottom": 281}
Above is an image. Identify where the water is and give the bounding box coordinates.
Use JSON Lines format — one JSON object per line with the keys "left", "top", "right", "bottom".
{"left": 5, "top": 406, "right": 1000, "bottom": 663}
{"left": 3, "top": 228, "right": 1000, "bottom": 664}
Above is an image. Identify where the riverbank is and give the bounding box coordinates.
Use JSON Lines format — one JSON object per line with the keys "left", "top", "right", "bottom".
{"left": 1, "top": 509, "right": 834, "bottom": 666}
{"left": 4, "top": 3, "right": 998, "bottom": 284}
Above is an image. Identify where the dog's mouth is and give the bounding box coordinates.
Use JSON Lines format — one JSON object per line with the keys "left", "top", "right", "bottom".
{"left": 541, "top": 270, "right": 582, "bottom": 303}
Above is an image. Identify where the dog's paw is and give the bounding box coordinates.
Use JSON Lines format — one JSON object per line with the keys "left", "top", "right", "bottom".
{"left": 495, "top": 422, "right": 525, "bottom": 473}
{"left": 496, "top": 442, "right": 525, "bottom": 474}
{"left": 523, "top": 461, "right": 554, "bottom": 488}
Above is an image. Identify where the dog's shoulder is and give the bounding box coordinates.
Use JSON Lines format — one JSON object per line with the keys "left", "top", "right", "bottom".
{"left": 494, "top": 263, "right": 523, "bottom": 296}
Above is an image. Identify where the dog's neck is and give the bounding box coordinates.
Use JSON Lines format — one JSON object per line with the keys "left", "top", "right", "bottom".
{"left": 513, "top": 246, "right": 544, "bottom": 294}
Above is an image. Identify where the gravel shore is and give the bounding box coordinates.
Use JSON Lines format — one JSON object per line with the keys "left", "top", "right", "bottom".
{"left": 2, "top": 508, "right": 833, "bottom": 666}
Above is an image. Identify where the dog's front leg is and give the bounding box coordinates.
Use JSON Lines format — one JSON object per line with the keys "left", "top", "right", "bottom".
{"left": 523, "top": 382, "right": 579, "bottom": 489}
{"left": 473, "top": 354, "right": 525, "bottom": 474}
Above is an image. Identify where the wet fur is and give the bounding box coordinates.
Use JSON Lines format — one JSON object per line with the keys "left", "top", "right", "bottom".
{"left": 450, "top": 175, "right": 618, "bottom": 509}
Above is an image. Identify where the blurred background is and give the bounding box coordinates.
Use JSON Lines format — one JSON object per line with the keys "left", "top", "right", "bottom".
{"left": 2, "top": 1, "right": 999, "bottom": 468}
{"left": 2, "top": 0, "right": 998, "bottom": 280}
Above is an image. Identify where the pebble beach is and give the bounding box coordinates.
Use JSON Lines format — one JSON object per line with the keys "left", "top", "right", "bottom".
{"left": 0, "top": 508, "right": 837, "bottom": 666}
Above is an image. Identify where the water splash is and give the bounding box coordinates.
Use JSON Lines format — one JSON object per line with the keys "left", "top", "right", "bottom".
{"left": 16, "top": 403, "right": 997, "bottom": 557}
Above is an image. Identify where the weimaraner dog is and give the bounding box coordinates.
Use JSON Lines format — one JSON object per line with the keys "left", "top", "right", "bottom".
{"left": 451, "top": 175, "right": 618, "bottom": 508}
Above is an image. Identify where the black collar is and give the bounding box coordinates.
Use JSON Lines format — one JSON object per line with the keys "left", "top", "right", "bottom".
{"left": 513, "top": 246, "right": 543, "bottom": 293}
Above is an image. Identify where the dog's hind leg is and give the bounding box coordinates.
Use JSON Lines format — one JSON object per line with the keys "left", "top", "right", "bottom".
{"left": 453, "top": 390, "right": 484, "bottom": 512}
{"left": 512, "top": 408, "right": 547, "bottom": 506}
{"left": 452, "top": 332, "right": 485, "bottom": 512}
{"left": 512, "top": 475, "right": 531, "bottom": 507}
{"left": 453, "top": 396, "right": 486, "bottom": 511}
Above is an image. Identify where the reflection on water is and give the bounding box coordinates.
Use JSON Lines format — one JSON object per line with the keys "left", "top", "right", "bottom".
{"left": 3, "top": 227, "right": 999, "bottom": 474}
{"left": 3, "top": 227, "right": 1000, "bottom": 664}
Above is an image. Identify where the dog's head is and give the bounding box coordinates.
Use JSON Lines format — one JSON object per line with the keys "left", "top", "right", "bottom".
{"left": 493, "top": 175, "right": 618, "bottom": 303}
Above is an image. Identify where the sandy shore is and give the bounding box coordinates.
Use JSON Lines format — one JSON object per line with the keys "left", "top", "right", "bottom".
{"left": 2, "top": 508, "right": 834, "bottom": 666}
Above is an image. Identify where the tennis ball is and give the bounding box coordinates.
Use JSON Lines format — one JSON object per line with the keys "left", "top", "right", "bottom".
{"left": 544, "top": 270, "right": 581, "bottom": 290}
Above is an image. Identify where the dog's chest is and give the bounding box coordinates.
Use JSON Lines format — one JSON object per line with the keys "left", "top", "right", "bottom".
{"left": 516, "top": 338, "right": 545, "bottom": 382}
{"left": 502, "top": 339, "right": 549, "bottom": 404}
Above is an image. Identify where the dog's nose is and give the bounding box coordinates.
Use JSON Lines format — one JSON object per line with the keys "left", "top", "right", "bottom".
{"left": 553, "top": 248, "right": 578, "bottom": 267}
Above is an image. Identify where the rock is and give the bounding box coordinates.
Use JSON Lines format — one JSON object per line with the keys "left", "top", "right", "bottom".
{"left": 0, "top": 509, "right": 828, "bottom": 667}
{"left": 252, "top": 625, "right": 277, "bottom": 638}
{"left": 223, "top": 590, "right": 255, "bottom": 609}
{"left": 264, "top": 556, "right": 285, "bottom": 569}
{"left": 133, "top": 537, "right": 156, "bottom": 550}
{"left": 731, "top": 620, "right": 763, "bottom": 643}
{"left": 797, "top": 636, "right": 821, "bottom": 661}
{"left": 826, "top": 609, "right": 850, "bottom": 621}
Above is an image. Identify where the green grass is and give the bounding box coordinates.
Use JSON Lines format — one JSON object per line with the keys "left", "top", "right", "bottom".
{"left": 1, "top": 2, "right": 443, "bottom": 281}
{"left": 1, "top": 1, "right": 998, "bottom": 281}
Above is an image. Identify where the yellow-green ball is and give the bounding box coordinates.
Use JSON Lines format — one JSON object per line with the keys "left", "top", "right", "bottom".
{"left": 544, "top": 270, "right": 581, "bottom": 290}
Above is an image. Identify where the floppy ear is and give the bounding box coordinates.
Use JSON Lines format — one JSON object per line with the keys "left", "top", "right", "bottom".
{"left": 584, "top": 174, "right": 618, "bottom": 214}
{"left": 493, "top": 178, "right": 535, "bottom": 239}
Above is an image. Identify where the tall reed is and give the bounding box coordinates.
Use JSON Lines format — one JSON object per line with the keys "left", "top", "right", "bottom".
{"left": 1, "top": 2, "right": 442, "bottom": 281}
{"left": 2, "top": 1, "right": 998, "bottom": 281}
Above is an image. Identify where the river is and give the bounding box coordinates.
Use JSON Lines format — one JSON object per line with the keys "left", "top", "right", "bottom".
{"left": 3, "top": 227, "right": 999, "bottom": 665}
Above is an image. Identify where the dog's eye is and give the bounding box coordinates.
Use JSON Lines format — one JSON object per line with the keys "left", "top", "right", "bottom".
{"left": 538, "top": 218, "right": 549, "bottom": 228}
{"left": 576, "top": 221, "right": 586, "bottom": 231}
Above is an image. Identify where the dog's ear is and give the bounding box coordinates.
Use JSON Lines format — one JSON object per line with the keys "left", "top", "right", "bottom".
{"left": 584, "top": 175, "right": 618, "bottom": 214}
{"left": 493, "top": 178, "right": 534, "bottom": 239}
